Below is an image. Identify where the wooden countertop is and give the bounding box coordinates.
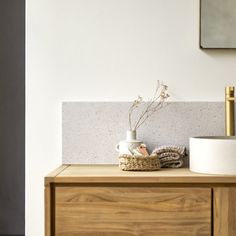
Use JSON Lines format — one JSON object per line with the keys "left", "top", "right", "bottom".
{"left": 45, "top": 164, "right": 236, "bottom": 185}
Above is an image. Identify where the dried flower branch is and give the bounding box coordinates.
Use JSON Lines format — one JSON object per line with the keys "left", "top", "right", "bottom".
{"left": 128, "top": 81, "right": 169, "bottom": 131}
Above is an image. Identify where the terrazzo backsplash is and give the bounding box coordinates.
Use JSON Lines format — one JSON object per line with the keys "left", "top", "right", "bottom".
{"left": 62, "top": 102, "right": 224, "bottom": 165}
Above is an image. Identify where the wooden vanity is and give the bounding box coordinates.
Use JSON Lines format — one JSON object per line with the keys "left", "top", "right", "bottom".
{"left": 45, "top": 165, "right": 236, "bottom": 236}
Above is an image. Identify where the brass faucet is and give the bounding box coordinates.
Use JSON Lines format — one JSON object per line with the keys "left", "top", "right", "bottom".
{"left": 225, "top": 86, "right": 236, "bottom": 136}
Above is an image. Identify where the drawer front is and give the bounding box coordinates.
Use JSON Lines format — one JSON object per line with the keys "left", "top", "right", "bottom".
{"left": 55, "top": 187, "right": 211, "bottom": 236}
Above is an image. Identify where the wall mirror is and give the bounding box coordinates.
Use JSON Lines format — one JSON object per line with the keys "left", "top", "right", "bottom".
{"left": 200, "top": 0, "right": 236, "bottom": 49}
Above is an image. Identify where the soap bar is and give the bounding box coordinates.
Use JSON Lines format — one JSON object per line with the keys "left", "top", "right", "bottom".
{"left": 138, "top": 144, "right": 149, "bottom": 156}
{"left": 131, "top": 144, "right": 150, "bottom": 157}
{"left": 132, "top": 149, "right": 143, "bottom": 157}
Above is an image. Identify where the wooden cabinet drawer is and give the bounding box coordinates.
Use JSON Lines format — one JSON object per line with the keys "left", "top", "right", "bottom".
{"left": 55, "top": 186, "right": 211, "bottom": 236}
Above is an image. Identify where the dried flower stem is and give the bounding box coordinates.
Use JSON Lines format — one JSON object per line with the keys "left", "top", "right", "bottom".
{"left": 128, "top": 81, "right": 169, "bottom": 131}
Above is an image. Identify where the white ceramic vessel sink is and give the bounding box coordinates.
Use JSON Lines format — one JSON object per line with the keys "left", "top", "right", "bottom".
{"left": 190, "top": 136, "right": 236, "bottom": 175}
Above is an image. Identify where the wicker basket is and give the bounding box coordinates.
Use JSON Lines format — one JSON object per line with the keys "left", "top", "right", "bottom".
{"left": 119, "top": 155, "right": 161, "bottom": 171}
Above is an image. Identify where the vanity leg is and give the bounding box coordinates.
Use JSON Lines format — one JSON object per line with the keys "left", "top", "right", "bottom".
{"left": 45, "top": 184, "right": 51, "bottom": 236}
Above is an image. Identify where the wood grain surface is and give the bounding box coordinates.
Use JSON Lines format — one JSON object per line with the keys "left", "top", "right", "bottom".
{"left": 45, "top": 165, "right": 236, "bottom": 184}
{"left": 45, "top": 165, "right": 69, "bottom": 186}
{"left": 214, "top": 187, "right": 236, "bottom": 236}
{"left": 45, "top": 165, "right": 236, "bottom": 236}
{"left": 55, "top": 186, "right": 211, "bottom": 236}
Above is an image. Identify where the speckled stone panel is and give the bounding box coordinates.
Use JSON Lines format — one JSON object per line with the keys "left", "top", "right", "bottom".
{"left": 62, "top": 102, "right": 224, "bottom": 165}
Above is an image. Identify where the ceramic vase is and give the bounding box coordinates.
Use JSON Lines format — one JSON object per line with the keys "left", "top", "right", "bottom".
{"left": 116, "top": 130, "right": 143, "bottom": 155}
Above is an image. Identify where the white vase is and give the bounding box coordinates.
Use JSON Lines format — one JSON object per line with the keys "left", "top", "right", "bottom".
{"left": 116, "top": 130, "right": 143, "bottom": 155}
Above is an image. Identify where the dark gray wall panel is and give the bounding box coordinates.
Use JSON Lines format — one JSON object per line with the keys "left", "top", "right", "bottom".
{"left": 0, "top": 0, "right": 25, "bottom": 234}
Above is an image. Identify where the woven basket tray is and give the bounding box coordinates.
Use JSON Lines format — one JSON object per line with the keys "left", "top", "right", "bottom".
{"left": 119, "top": 155, "right": 161, "bottom": 171}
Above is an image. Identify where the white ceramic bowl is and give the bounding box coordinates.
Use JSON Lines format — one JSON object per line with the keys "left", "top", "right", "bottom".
{"left": 190, "top": 136, "right": 236, "bottom": 175}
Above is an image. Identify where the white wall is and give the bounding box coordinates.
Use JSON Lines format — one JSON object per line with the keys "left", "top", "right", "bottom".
{"left": 26, "top": 0, "right": 236, "bottom": 235}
